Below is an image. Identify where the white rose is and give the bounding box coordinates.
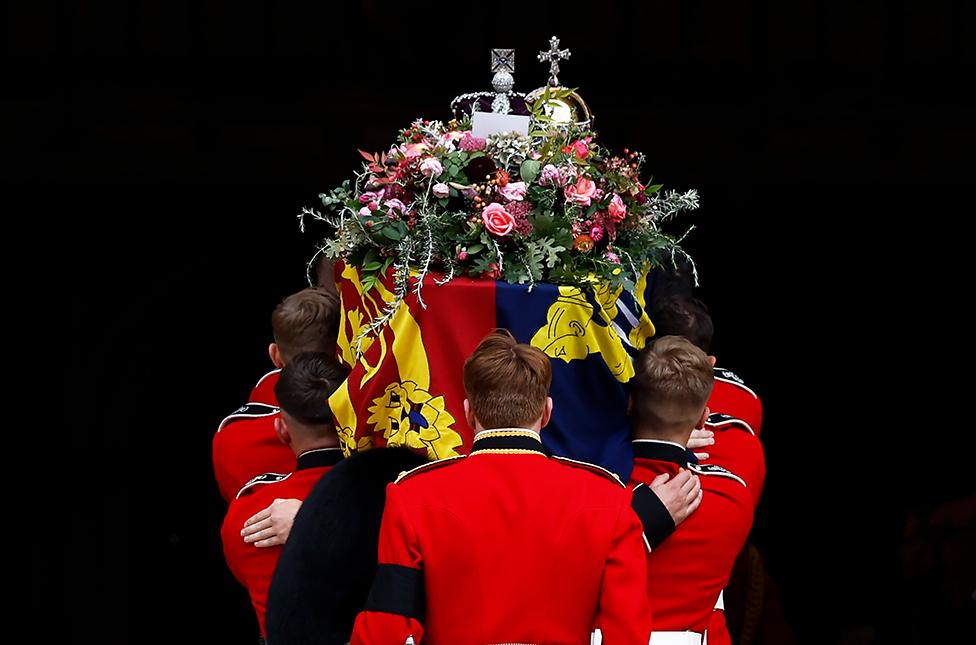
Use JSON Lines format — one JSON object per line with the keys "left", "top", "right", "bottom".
{"left": 433, "top": 183, "right": 450, "bottom": 199}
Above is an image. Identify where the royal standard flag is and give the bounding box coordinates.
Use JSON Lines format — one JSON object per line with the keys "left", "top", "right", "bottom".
{"left": 329, "top": 261, "right": 660, "bottom": 480}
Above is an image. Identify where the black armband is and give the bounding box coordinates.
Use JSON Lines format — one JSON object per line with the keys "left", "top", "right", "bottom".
{"left": 631, "top": 484, "right": 676, "bottom": 550}
{"left": 364, "top": 564, "right": 425, "bottom": 620}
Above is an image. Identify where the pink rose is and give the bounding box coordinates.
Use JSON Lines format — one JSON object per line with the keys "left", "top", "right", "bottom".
{"left": 572, "top": 140, "right": 590, "bottom": 159}
{"left": 359, "top": 190, "right": 382, "bottom": 204}
{"left": 433, "top": 183, "right": 450, "bottom": 198}
{"left": 482, "top": 203, "right": 515, "bottom": 236}
{"left": 385, "top": 198, "right": 408, "bottom": 214}
{"left": 590, "top": 225, "right": 604, "bottom": 242}
{"left": 359, "top": 206, "right": 372, "bottom": 217}
{"left": 565, "top": 176, "right": 597, "bottom": 206}
{"left": 402, "top": 143, "right": 428, "bottom": 159}
{"left": 609, "top": 194, "right": 627, "bottom": 222}
{"left": 420, "top": 158, "right": 443, "bottom": 178}
{"left": 458, "top": 250, "right": 468, "bottom": 261}
{"left": 485, "top": 262, "right": 502, "bottom": 279}
{"left": 605, "top": 251, "right": 620, "bottom": 263}
{"left": 499, "top": 181, "right": 527, "bottom": 202}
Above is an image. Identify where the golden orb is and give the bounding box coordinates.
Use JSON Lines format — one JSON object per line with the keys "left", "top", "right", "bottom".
{"left": 526, "top": 86, "right": 594, "bottom": 129}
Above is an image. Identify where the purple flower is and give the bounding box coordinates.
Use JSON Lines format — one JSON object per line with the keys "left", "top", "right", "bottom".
{"left": 540, "top": 164, "right": 561, "bottom": 186}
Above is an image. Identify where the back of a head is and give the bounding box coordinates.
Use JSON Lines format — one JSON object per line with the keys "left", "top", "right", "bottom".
{"left": 651, "top": 295, "right": 714, "bottom": 353}
{"left": 632, "top": 335, "right": 715, "bottom": 437}
{"left": 463, "top": 329, "right": 552, "bottom": 429}
{"left": 275, "top": 352, "right": 347, "bottom": 439}
{"left": 272, "top": 287, "right": 341, "bottom": 364}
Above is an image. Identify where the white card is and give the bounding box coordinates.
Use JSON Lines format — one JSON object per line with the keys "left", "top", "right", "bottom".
{"left": 472, "top": 111, "right": 531, "bottom": 138}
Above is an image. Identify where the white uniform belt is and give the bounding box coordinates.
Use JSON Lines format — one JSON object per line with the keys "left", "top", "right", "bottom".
{"left": 649, "top": 631, "right": 704, "bottom": 645}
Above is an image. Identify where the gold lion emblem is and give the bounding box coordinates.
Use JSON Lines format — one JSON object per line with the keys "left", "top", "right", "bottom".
{"left": 366, "top": 381, "right": 463, "bottom": 460}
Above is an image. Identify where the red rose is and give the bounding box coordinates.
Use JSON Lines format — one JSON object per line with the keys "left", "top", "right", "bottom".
{"left": 482, "top": 203, "right": 515, "bottom": 236}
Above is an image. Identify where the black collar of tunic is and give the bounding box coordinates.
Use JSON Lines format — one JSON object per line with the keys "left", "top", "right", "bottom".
{"left": 631, "top": 439, "right": 690, "bottom": 467}
{"left": 296, "top": 447, "right": 344, "bottom": 471}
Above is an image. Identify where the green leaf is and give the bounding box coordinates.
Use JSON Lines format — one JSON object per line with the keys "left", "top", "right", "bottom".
{"left": 363, "top": 248, "right": 380, "bottom": 268}
{"left": 438, "top": 198, "right": 450, "bottom": 208}
{"left": 466, "top": 243, "right": 484, "bottom": 255}
{"left": 362, "top": 261, "right": 383, "bottom": 272}
{"left": 520, "top": 159, "right": 542, "bottom": 183}
{"left": 382, "top": 222, "right": 407, "bottom": 241}
{"left": 644, "top": 184, "right": 663, "bottom": 195}
{"left": 531, "top": 211, "right": 556, "bottom": 235}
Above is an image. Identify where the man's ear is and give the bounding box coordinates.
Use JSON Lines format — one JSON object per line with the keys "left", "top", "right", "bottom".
{"left": 540, "top": 396, "right": 554, "bottom": 429}
{"left": 708, "top": 355, "right": 717, "bottom": 367}
{"left": 463, "top": 399, "right": 478, "bottom": 432}
{"left": 269, "top": 343, "right": 286, "bottom": 369}
{"left": 695, "top": 406, "right": 710, "bottom": 430}
{"left": 274, "top": 416, "right": 291, "bottom": 446}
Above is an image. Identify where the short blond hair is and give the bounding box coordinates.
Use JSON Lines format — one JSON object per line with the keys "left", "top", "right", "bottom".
{"left": 463, "top": 329, "right": 552, "bottom": 429}
{"left": 271, "top": 287, "right": 340, "bottom": 363}
{"left": 632, "top": 335, "right": 714, "bottom": 430}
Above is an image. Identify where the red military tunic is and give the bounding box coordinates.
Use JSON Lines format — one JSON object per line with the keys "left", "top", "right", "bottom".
{"left": 249, "top": 369, "right": 281, "bottom": 406}
{"left": 212, "top": 403, "right": 295, "bottom": 502}
{"left": 709, "top": 366, "right": 762, "bottom": 436}
{"left": 351, "top": 429, "right": 653, "bottom": 645}
{"left": 221, "top": 447, "right": 343, "bottom": 637}
{"left": 629, "top": 439, "right": 759, "bottom": 644}
{"left": 703, "top": 412, "right": 767, "bottom": 509}
{"left": 700, "top": 412, "right": 767, "bottom": 645}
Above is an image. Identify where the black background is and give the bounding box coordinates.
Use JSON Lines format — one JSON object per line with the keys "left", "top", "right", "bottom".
{"left": 10, "top": 1, "right": 974, "bottom": 643}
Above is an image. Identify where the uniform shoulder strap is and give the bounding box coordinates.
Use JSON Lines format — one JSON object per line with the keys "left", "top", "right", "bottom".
{"left": 688, "top": 462, "right": 747, "bottom": 487}
{"left": 235, "top": 472, "right": 291, "bottom": 498}
{"left": 551, "top": 455, "right": 624, "bottom": 487}
{"left": 394, "top": 455, "right": 466, "bottom": 484}
{"left": 705, "top": 412, "right": 756, "bottom": 436}
{"left": 217, "top": 403, "right": 279, "bottom": 432}
{"left": 713, "top": 367, "right": 759, "bottom": 399}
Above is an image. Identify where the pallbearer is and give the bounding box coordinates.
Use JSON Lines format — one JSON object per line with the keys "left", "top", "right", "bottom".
{"left": 351, "top": 330, "right": 653, "bottom": 645}
{"left": 221, "top": 352, "right": 347, "bottom": 639}
{"left": 628, "top": 336, "right": 763, "bottom": 645}
{"left": 213, "top": 287, "right": 340, "bottom": 501}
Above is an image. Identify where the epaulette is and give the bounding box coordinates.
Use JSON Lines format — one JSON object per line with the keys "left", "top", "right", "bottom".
{"left": 235, "top": 472, "right": 291, "bottom": 498}
{"left": 395, "top": 455, "right": 466, "bottom": 484}
{"left": 552, "top": 455, "right": 625, "bottom": 487}
{"left": 713, "top": 367, "right": 758, "bottom": 399}
{"left": 688, "top": 462, "right": 747, "bottom": 487}
{"left": 705, "top": 412, "right": 756, "bottom": 436}
{"left": 217, "top": 403, "right": 279, "bottom": 432}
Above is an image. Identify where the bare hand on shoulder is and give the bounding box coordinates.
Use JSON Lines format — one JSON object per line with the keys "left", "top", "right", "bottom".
{"left": 241, "top": 498, "right": 302, "bottom": 548}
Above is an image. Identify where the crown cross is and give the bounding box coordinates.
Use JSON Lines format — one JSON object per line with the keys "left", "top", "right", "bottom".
{"left": 538, "top": 36, "right": 571, "bottom": 86}
{"left": 491, "top": 49, "right": 515, "bottom": 74}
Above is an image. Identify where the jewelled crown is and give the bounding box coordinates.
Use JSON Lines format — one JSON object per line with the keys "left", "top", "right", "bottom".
{"left": 451, "top": 37, "right": 594, "bottom": 129}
